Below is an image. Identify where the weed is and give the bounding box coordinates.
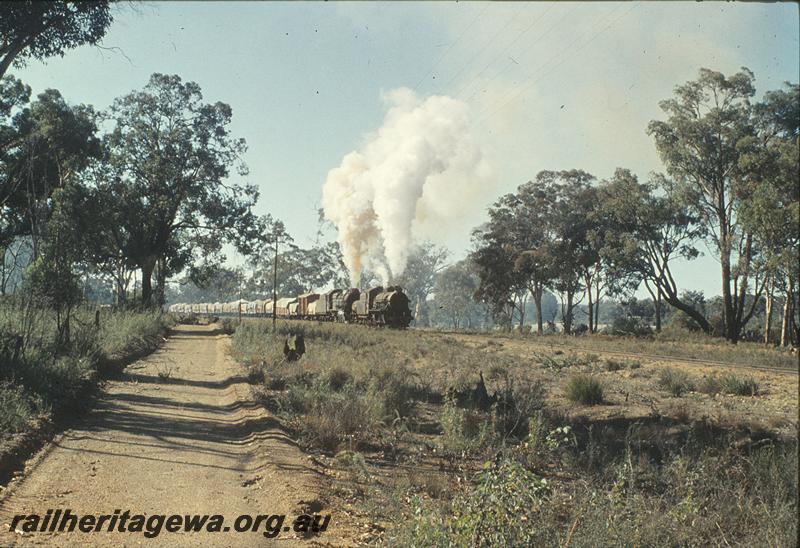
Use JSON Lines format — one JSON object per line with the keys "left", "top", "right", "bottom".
{"left": 604, "top": 358, "right": 641, "bottom": 371}
{"left": 335, "top": 450, "right": 371, "bottom": 482}
{"left": 697, "top": 375, "right": 722, "bottom": 395}
{"left": 658, "top": 368, "right": 695, "bottom": 396}
{"left": 565, "top": 374, "right": 604, "bottom": 405}
{"left": 720, "top": 374, "right": 759, "bottom": 396}
{"left": 439, "top": 398, "right": 492, "bottom": 454}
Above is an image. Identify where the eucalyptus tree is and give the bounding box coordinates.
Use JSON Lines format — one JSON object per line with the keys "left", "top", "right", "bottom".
{"left": 393, "top": 241, "right": 450, "bottom": 325}
{"left": 532, "top": 170, "right": 597, "bottom": 334}
{"left": 471, "top": 198, "right": 531, "bottom": 330}
{"left": 648, "top": 67, "right": 764, "bottom": 342}
{"left": 0, "top": 1, "right": 113, "bottom": 79}
{"left": 432, "top": 260, "right": 484, "bottom": 330}
{"left": 738, "top": 83, "right": 799, "bottom": 345}
{"left": 102, "top": 73, "right": 262, "bottom": 307}
{"left": 1, "top": 81, "right": 101, "bottom": 256}
{"left": 598, "top": 169, "right": 708, "bottom": 332}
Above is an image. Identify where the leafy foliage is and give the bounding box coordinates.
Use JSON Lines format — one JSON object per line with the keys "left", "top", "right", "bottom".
{"left": 0, "top": 2, "right": 113, "bottom": 79}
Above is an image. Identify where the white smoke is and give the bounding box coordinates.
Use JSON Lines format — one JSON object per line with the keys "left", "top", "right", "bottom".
{"left": 322, "top": 88, "right": 491, "bottom": 285}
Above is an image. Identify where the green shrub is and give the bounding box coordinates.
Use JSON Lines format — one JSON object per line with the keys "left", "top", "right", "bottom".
{"left": 440, "top": 398, "right": 492, "bottom": 454}
{"left": 609, "top": 317, "right": 653, "bottom": 337}
{"left": 321, "top": 366, "right": 353, "bottom": 391}
{"left": 0, "top": 382, "right": 44, "bottom": 434}
{"left": 99, "top": 311, "right": 171, "bottom": 361}
{"left": 604, "top": 358, "right": 641, "bottom": 371}
{"left": 399, "top": 458, "right": 551, "bottom": 546}
{"left": 720, "top": 374, "right": 759, "bottom": 396}
{"left": 300, "top": 382, "right": 380, "bottom": 452}
{"left": 658, "top": 368, "right": 694, "bottom": 396}
{"left": 491, "top": 379, "right": 545, "bottom": 439}
{"left": 697, "top": 375, "right": 722, "bottom": 395}
{"left": 537, "top": 352, "right": 599, "bottom": 371}
{"left": 0, "top": 306, "right": 170, "bottom": 442}
{"left": 565, "top": 374, "right": 604, "bottom": 405}
{"left": 366, "top": 365, "right": 416, "bottom": 420}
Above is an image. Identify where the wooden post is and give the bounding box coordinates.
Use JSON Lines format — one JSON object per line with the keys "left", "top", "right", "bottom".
{"left": 272, "top": 233, "right": 278, "bottom": 332}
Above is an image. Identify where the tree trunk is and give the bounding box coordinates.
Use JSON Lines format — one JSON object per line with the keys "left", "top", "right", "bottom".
{"left": 764, "top": 277, "right": 774, "bottom": 344}
{"left": 721, "top": 251, "right": 735, "bottom": 341}
{"left": 585, "top": 275, "right": 594, "bottom": 335}
{"left": 593, "top": 277, "right": 601, "bottom": 334}
{"left": 655, "top": 287, "right": 662, "bottom": 332}
{"left": 564, "top": 292, "right": 574, "bottom": 334}
{"left": 781, "top": 277, "right": 794, "bottom": 347}
{"left": 140, "top": 258, "right": 156, "bottom": 308}
{"left": 532, "top": 284, "right": 543, "bottom": 335}
{"left": 155, "top": 257, "right": 167, "bottom": 309}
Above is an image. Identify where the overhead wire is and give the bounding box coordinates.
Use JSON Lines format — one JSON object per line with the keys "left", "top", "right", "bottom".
{"left": 465, "top": 2, "right": 577, "bottom": 103}
{"left": 453, "top": 3, "right": 556, "bottom": 100}
{"left": 436, "top": 4, "right": 526, "bottom": 95}
{"left": 473, "top": 2, "right": 640, "bottom": 127}
{"left": 413, "top": 2, "right": 491, "bottom": 92}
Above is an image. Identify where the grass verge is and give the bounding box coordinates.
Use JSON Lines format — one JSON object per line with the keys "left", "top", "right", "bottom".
{"left": 0, "top": 305, "right": 173, "bottom": 481}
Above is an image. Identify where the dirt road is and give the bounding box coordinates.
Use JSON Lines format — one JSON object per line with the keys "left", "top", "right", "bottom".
{"left": 0, "top": 325, "right": 339, "bottom": 546}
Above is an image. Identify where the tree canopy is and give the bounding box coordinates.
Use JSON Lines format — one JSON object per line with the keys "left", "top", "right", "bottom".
{"left": 0, "top": 1, "right": 113, "bottom": 79}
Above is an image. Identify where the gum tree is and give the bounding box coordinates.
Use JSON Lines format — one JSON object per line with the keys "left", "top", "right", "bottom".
{"left": 0, "top": 1, "right": 113, "bottom": 79}
{"left": 648, "top": 68, "right": 762, "bottom": 342}
{"left": 102, "top": 73, "right": 262, "bottom": 307}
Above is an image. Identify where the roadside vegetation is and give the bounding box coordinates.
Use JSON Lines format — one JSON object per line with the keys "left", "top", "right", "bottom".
{"left": 229, "top": 319, "right": 797, "bottom": 545}
{"left": 0, "top": 301, "right": 172, "bottom": 443}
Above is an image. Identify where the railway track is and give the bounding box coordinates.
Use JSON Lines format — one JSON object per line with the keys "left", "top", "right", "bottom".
{"left": 422, "top": 329, "right": 799, "bottom": 376}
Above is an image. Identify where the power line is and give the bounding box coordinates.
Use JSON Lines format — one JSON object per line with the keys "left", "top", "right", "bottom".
{"left": 454, "top": 3, "right": 556, "bottom": 100}
{"left": 465, "top": 3, "right": 577, "bottom": 103}
{"left": 474, "top": 2, "right": 639, "bottom": 127}
{"left": 437, "top": 4, "right": 526, "bottom": 95}
{"left": 413, "top": 3, "right": 490, "bottom": 92}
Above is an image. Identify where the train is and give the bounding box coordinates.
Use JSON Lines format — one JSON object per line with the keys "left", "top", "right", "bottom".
{"left": 167, "top": 285, "right": 414, "bottom": 329}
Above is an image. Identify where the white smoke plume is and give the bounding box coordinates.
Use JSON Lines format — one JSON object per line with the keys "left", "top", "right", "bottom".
{"left": 322, "top": 88, "right": 491, "bottom": 285}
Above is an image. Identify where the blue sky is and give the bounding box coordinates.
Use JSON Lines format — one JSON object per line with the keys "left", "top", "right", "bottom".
{"left": 12, "top": 1, "right": 799, "bottom": 297}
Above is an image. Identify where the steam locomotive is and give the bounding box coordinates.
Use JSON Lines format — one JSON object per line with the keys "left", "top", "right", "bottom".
{"left": 168, "top": 285, "right": 414, "bottom": 329}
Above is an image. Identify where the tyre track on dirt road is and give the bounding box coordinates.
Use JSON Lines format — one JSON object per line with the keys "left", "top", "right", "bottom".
{"left": 0, "top": 324, "right": 342, "bottom": 547}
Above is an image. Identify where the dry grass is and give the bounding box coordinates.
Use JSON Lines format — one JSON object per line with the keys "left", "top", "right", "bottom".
{"left": 0, "top": 305, "right": 172, "bottom": 440}
{"left": 565, "top": 374, "right": 604, "bottom": 405}
{"left": 228, "top": 319, "right": 798, "bottom": 547}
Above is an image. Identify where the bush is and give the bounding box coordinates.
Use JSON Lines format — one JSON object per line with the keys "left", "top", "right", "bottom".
{"left": 658, "top": 368, "right": 694, "bottom": 396}
{"left": 0, "top": 306, "right": 170, "bottom": 442}
{"left": 697, "top": 375, "right": 722, "bottom": 395}
{"left": 366, "top": 365, "right": 417, "bottom": 421}
{"left": 609, "top": 316, "right": 653, "bottom": 337}
{"left": 399, "top": 458, "right": 551, "bottom": 546}
{"left": 0, "top": 382, "right": 44, "bottom": 434}
{"left": 321, "top": 366, "right": 353, "bottom": 392}
{"left": 668, "top": 310, "right": 705, "bottom": 332}
{"left": 301, "top": 386, "right": 379, "bottom": 452}
{"left": 440, "top": 398, "right": 492, "bottom": 454}
{"left": 720, "top": 374, "right": 759, "bottom": 396}
{"left": 491, "top": 379, "right": 545, "bottom": 439}
{"left": 604, "top": 358, "right": 642, "bottom": 371}
{"left": 564, "top": 374, "right": 604, "bottom": 405}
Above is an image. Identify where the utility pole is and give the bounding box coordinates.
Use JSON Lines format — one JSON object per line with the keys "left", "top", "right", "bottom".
{"left": 272, "top": 225, "right": 280, "bottom": 332}
{"left": 238, "top": 284, "right": 242, "bottom": 323}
